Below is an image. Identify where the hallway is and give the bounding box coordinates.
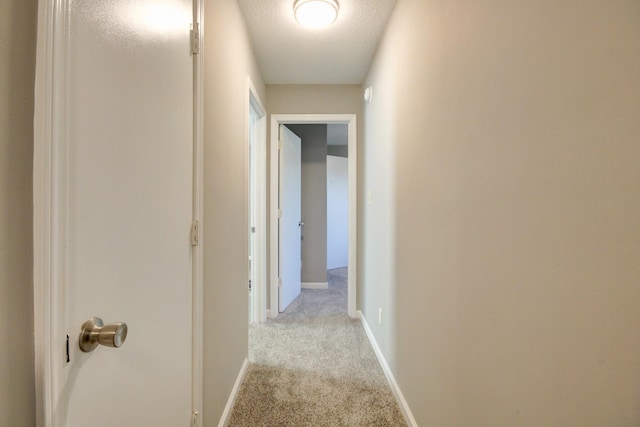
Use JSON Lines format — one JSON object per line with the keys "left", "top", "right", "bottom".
{"left": 4, "top": 0, "right": 640, "bottom": 426}
{"left": 229, "top": 268, "right": 406, "bottom": 426}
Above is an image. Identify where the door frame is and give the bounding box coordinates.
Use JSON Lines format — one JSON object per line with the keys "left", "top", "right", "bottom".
{"left": 32, "top": 1, "right": 204, "bottom": 425}
{"left": 277, "top": 125, "right": 303, "bottom": 313}
{"left": 246, "top": 77, "right": 267, "bottom": 323}
{"left": 269, "top": 114, "right": 357, "bottom": 319}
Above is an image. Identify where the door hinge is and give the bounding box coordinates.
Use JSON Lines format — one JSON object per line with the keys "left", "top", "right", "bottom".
{"left": 277, "top": 209, "right": 283, "bottom": 218}
{"left": 278, "top": 138, "right": 283, "bottom": 150}
{"left": 278, "top": 277, "right": 282, "bottom": 287}
{"left": 191, "top": 220, "right": 199, "bottom": 246}
{"left": 190, "top": 23, "right": 200, "bottom": 55}
{"left": 192, "top": 411, "right": 199, "bottom": 427}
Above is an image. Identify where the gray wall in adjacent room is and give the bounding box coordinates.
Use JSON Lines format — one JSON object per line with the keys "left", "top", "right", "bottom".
{"left": 286, "top": 124, "right": 328, "bottom": 284}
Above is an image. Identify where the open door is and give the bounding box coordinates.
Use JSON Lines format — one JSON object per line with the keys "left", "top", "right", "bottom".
{"left": 35, "top": 0, "right": 196, "bottom": 425}
{"left": 278, "top": 125, "right": 302, "bottom": 312}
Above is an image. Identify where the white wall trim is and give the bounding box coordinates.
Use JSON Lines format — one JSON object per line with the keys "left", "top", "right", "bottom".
{"left": 357, "top": 311, "right": 418, "bottom": 427}
{"left": 270, "top": 114, "right": 357, "bottom": 319}
{"left": 269, "top": 120, "right": 278, "bottom": 317}
{"left": 217, "top": 358, "right": 249, "bottom": 427}
{"left": 301, "top": 282, "right": 329, "bottom": 290}
{"left": 346, "top": 117, "right": 357, "bottom": 319}
{"left": 247, "top": 76, "right": 267, "bottom": 324}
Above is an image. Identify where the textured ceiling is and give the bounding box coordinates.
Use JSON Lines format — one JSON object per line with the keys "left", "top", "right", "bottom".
{"left": 237, "top": 0, "right": 397, "bottom": 84}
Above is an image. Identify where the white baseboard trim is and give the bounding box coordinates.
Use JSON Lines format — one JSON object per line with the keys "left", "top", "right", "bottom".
{"left": 357, "top": 311, "right": 418, "bottom": 427}
{"left": 301, "top": 282, "right": 328, "bottom": 290}
{"left": 218, "top": 358, "right": 249, "bottom": 427}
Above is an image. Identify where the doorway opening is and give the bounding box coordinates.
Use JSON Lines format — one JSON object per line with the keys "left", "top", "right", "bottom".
{"left": 269, "top": 114, "right": 357, "bottom": 319}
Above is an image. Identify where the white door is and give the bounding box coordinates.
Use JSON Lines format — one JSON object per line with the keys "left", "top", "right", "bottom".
{"left": 63, "top": 1, "right": 194, "bottom": 426}
{"left": 278, "top": 125, "right": 302, "bottom": 312}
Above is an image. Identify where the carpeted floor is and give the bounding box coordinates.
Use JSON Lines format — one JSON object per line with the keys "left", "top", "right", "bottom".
{"left": 227, "top": 268, "right": 407, "bottom": 426}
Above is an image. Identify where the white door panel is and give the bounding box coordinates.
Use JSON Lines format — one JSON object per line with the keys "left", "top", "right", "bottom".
{"left": 64, "top": 1, "right": 193, "bottom": 425}
{"left": 278, "top": 126, "right": 302, "bottom": 312}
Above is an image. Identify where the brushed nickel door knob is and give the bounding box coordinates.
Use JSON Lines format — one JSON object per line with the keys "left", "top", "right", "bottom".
{"left": 79, "top": 316, "right": 128, "bottom": 353}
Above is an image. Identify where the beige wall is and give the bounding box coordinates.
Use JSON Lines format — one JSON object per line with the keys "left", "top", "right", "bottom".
{"left": 202, "top": 0, "right": 265, "bottom": 423}
{"left": 363, "top": 0, "right": 640, "bottom": 425}
{"left": 266, "top": 85, "right": 363, "bottom": 308}
{"left": 0, "top": 0, "right": 36, "bottom": 426}
{"left": 286, "top": 124, "right": 328, "bottom": 284}
{"left": 267, "top": 85, "right": 363, "bottom": 116}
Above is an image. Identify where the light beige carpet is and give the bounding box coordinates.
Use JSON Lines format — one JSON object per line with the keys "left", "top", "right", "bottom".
{"left": 228, "top": 268, "right": 407, "bottom": 426}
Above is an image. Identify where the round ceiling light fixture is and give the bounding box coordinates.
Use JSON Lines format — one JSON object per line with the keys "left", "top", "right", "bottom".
{"left": 294, "top": 0, "right": 339, "bottom": 29}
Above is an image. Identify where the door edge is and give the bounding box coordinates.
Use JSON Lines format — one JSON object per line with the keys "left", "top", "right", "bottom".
{"left": 33, "top": 0, "right": 71, "bottom": 425}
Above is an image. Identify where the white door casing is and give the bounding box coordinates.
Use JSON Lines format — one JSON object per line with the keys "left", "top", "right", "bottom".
{"left": 249, "top": 105, "right": 257, "bottom": 322}
{"left": 278, "top": 125, "right": 302, "bottom": 312}
{"left": 248, "top": 79, "right": 267, "bottom": 324}
{"left": 33, "top": 0, "right": 199, "bottom": 426}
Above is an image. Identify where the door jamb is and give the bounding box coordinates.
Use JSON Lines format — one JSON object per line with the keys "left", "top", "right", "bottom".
{"left": 246, "top": 77, "right": 267, "bottom": 323}
{"left": 269, "top": 114, "right": 357, "bottom": 319}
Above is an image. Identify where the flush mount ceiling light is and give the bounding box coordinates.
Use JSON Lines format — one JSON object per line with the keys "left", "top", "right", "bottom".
{"left": 294, "top": 0, "right": 339, "bottom": 29}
